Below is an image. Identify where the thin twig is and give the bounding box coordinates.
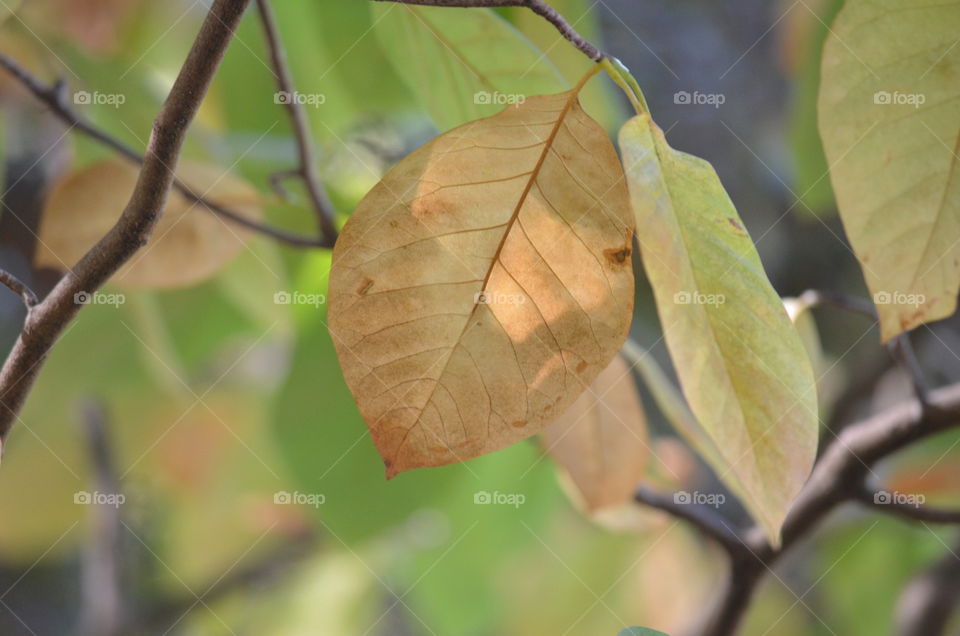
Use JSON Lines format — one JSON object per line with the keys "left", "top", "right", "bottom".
{"left": 371, "top": 0, "right": 606, "bottom": 61}
{"left": 0, "top": 0, "right": 252, "bottom": 450}
{"left": 796, "top": 289, "right": 933, "bottom": 409}
{"left": 269, "top": 168, "right": 300, "bottom": 201}
{"left": 889, "top": 334, "right": 933, "bottom": 409}
{"left": 0, "top": 268, "right": 37, "bottom": 308}
{"left": 795, "top": 288, "right": 876, "bottom": 320}
{"left": 0, "top": 52, "right": 332, "bottom": 249}
{"left": 853, "top": 486, "right": 960, "bottom": 524}
{"left": 256, "top": 0, "right": 339, "bottom": 244}
{"left": 634, "top": 486, "right": 749, "bottom": 559}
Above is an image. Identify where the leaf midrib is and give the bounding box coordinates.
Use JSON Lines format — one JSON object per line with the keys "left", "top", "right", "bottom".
{"left": 394, "top": 89, "right": 583, "bottom": 451}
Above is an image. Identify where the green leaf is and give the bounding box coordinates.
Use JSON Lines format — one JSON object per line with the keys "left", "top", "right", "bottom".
{"left": 618, "top": 114, "right": 819, "bottom": 544}
{"left": 371, "top": 3, "right": 567, "bottom": 131}
{"left": 271, "top": 307, "right": 456, "bottom": 542}
{"left": 787, "top": 0, "right": 844, "bottom": 216}
{"left": 819, "top": 0, "right": 960, "bottom": 341}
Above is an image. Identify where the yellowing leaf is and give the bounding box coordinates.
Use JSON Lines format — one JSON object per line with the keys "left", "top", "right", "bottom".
{"left": 371, "top": 3, "right": 567, "bottom": 131}
{"left": 819, "top": 0, "right": 960, "bottom": 341}
{"left": 329, "top": 87, "right": 634, "bottom": 477}
{"left": 541, "top": 354, "right": 648, "bottom": 512}
{"left": 37, "top": 159, "right": 261, "bottom": 289}
{"left": 619, "top": 114, "right": 818, "bottom": 543}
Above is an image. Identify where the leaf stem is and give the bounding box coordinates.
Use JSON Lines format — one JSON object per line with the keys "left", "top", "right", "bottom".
{"left": 573, "top": 61, "right": 603, "bottom": 95}
{"left": 372, "top": 0, "right": 606, "bottom": 62}
{"left": 600, "top": 56, "right": 649, "bottom": 115}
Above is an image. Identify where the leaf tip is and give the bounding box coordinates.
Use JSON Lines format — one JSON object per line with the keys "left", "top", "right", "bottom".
{"left": 383, "top": 457, "right": 400, "bottom": 480}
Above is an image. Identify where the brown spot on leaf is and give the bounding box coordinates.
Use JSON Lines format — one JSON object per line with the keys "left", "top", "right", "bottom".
{"left": 357, "top": 278, "right": 374, "bottom": 295}
{"left": 410, "top": 194, "right": 453, "bottom": 220}
{"left": 510, "top": 420, "right": 527, "bottom": 428}
{"left": 604, "top": 245, "right": 631, "bottom": 266}
{"left": 727, "top": 218, "right": 746, "bottom": 233}
{"left": 576, "top": 361, "right": 588, "bottom": 374}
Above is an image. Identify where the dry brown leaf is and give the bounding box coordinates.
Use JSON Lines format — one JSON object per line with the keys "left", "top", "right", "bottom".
{"left": 541, "top": 354, "right": 648, "bottom": 512}
{"left": 328, "top": 87, "right": 634, "bottom": 477}
{"left": 37, "top": 158, "right": 261, "bottom": 289}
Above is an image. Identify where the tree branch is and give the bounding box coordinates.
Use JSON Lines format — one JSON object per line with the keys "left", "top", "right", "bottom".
{"left": 634, "top": 486, "right": 749, "bottom": 559}
{"left": 371, "top": 0, "right": 606, "bottom": 61}
{"left": 255, "top": 0, "right": 338, "bottom": 244}
{"left": 633, "top": 382, "right": 960, "bottom": 636}
{"left": 0, "top": 0, "right": 252, "bottom": 452}
{"left": 0, "top": 268, "right": 37, "bottom": 308}
{"left": 796, "top": 289, "right": 933, "bottom": 409}
{"left": 0, "top": 51, "right": 332, "bottom": 249}
{"left": 852, "top": 486, "right": 960, "bottom": 524}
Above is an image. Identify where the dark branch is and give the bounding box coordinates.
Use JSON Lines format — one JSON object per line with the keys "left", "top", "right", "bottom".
{"left": 371, "top": 0, "right": 605, "bottom": 61}
{"left": 0, "top": 0, "right": 252, "bottom": 450}
{"left": 0, "top": 268, "right": 37, "bottom": 308}
{"left": 0, "top": 51, "right": 332, "bottom": 249}
{"left": 853, "top": 486, "right": 960, "bottom": 524}
{"left": 256, "top": 0, "right": 339, "bottom": 244}
{"left": 634, "top": 486, "right": 749, "bottom": 559}
{"left": 795, "top": 288, "right": 876, "bottom": 319}
{"left": 889, "top": 334, "right": 933, "bottom": 410}
{"left": 796, "top": 289, "right": 932, "bottom": 409}
{"left": 634, "top": 382, "right": 960, "bottom": 636}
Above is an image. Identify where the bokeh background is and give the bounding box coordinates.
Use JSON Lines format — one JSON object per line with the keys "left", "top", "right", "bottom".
{"left": 0, "top": 0, "right": 958, "bottom": 634}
